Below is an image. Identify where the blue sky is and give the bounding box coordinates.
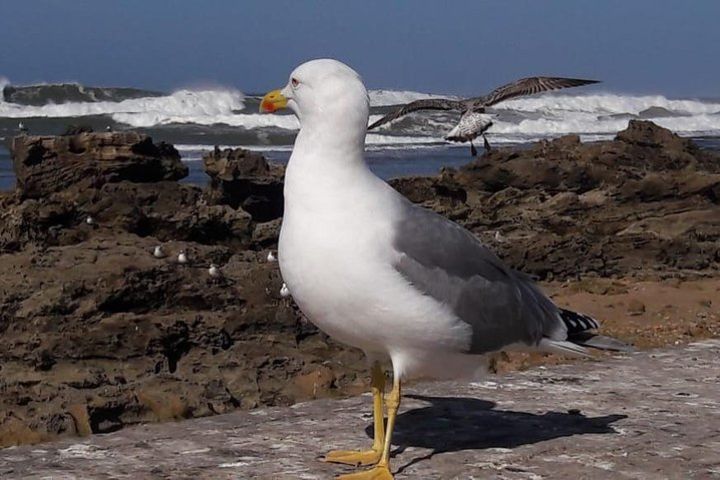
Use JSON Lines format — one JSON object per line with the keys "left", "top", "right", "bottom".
{"left": 1, "top": 0, "right": 718, "bottom": 97}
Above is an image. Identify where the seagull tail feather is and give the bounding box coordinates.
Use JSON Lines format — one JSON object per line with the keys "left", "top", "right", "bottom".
{"left": 537, "top": 338, "right": 592, "bottom": 358}
{"left": 559, "top": 308, "right": 635, "bottom": 353}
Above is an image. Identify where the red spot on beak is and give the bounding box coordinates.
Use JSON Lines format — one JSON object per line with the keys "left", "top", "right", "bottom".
{"left": 261, "top": 99, "right": 276, "bottom": 113}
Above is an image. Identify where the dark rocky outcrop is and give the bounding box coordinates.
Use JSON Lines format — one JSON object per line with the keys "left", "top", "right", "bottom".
{"left": 203, "top": 146, "right": 285, "bottom": 222}
{"left": 12, "top": 132, "right": 187, "bottom": 199}
{"left": 0, "top": 134, "right": 366, "bottom": 447}
{"left": 390, "top": 120, "right": 720, "bottom": 280}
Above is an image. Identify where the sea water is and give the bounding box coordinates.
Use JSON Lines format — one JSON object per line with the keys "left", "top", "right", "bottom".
{"left": 2, "top": 81, "right": 719, "bottom": 191}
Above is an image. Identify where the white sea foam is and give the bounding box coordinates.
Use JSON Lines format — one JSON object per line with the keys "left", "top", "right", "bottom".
{"left": 368, "top": 92, "right": 720, "bottom": 142}
{"left": 2, "top": 85, "right": 719, "bottom": 145}
{"left": 501, "top": 93, "right": 720, "bottom": 115}
{"left": 114, "top": 110, "right": 299, "bottom": 129}
{"left": 0, "top": 88, "right": 246, "bottom": 121}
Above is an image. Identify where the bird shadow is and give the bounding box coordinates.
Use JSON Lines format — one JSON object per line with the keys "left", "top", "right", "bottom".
{"left": 363, "top": 394, "right": 627, "bottom": 475}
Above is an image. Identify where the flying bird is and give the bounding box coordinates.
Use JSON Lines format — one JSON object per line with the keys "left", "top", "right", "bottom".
{"left": 368, "top": 76, "right": 599, "bottom": 156}
{"left": 260, "top": 59, "right": 626, "bottom": 480}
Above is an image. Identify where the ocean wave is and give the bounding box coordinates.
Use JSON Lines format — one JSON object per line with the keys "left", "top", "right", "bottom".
{"left": 500, "top": 93, "right": 720, "bottom": 116}
{"left": 113, "top": 109, "right": 297, "bottom": 129}
{"left": 368, "top": 93, "right": 720, "bottom": 142}
{"left": 2, "top": 82, "right": 164, "bottom": 106}
{"left": 0, "top": 88, "right": 246, "bottom": 122}
{"left": 1, "top": 81, "right": 719, "bottom": 147}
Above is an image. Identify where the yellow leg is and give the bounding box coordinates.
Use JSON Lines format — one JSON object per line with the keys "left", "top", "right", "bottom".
{"left": 336, "top": 376, "right": 400, "bottom": 480}
{"left": 324, "top": 363, "right": 385, "bottom": 466}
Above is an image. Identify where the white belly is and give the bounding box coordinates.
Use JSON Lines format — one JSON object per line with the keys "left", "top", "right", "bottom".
{"left": 278, "top": 198, "right": 473, "bottom": 376}
{"left": 277, "top": 145, "right": 476, "bottom": 380}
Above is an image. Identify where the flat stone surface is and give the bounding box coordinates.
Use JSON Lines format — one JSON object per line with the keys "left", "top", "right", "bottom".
{"left": 2, "top": 340, "right": 719, "bottom": 479}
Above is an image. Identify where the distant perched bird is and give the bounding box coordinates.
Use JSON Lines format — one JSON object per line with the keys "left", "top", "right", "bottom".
{"left": 105, "top": 125, "right": 112, "bottom": 132}
{"left": 279, "top": 282, "right": 290, "bottom": 298}
{"left": 259, "top": 59, "right": 626, "bottom": 479}
{"left": 153, "top": 245, "right": 166, "bottom": 259}
{"left": 208, "top": 263, "right": 220, "bottom": 277}
{"left": 18, "top": 122, "right": 28, "bottom": 134}
{"left": 177, "top": 250, "right": 188, "bottom": 264}
{"left": 368, "top": 76, "right": 599, "bottom": 155}
{"left": 267, "top": 251, "right": 277, "bottom": 262}
{"left": 85, "top": 215, "right": 95, "bottom": 226}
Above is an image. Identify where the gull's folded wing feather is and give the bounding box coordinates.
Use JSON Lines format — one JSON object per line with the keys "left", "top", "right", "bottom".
{"left": 392, "top": 199, "right": 570, "bottom": 354}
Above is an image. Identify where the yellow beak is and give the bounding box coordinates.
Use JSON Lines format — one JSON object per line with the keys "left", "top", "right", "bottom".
{"left": 259, "top": 89, "right": 288, "bottom": 113}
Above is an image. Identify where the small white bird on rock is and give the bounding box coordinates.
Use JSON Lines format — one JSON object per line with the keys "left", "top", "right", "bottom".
{"left": 85, "top": 215, "right": 95, "bottom": 226}
{"left": 267, "top": 251, "right": 277, "bottom": 262}
{"left": 177, "top": 250, "right": 188, "bottom": 264}
{"left": 208, "top": 263, "right": 220, "bottom": 277}
{"left": 153, "top": 246, "right": 166, "bottom": 259}
{"left": 279, "top": 282, "right": 290, "bottom": 298}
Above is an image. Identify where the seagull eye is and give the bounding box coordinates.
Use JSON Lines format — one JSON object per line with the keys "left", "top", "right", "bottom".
{"left": 291, "top": 77, "right": 299, "bottom": 88}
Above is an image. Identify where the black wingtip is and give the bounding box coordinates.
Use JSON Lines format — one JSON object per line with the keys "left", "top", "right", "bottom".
{"left": 560, "top": 308, "right": 635, "bottom": 352}
{"left": 560, "top": 308, "right": 600, "bottom": 334}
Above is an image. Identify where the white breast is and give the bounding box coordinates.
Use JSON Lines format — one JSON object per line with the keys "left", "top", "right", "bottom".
{"left": 278, "top": 153, "right": 471, "bottom": 363}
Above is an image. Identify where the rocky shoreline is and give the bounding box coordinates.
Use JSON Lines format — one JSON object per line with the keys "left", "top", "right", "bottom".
{"left": 1, "top": 121, "right": 718, "bottom": 447}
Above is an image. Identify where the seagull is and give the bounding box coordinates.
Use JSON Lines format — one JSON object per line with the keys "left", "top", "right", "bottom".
{"left": 208, "top": 263, "right": 220, "bottom": 277}
{"left": 18, "top": 122, "right": 28, "bottom": 134}
{"left": 279, "top": 282, "right": 290, "bottom": 298}
{"left": 105, "top": 125, "right": 112, "bottom": 132}
{"left": 85, "top": 215, "right": 95, "bottom": 226}
{"left": 368, "top": 76, "right": 599, "bottom": 156}
{"left": 177, "top": 250, "right": 188, "bottom": 264}
{"left": 267, "top": 251, "right": 277, "bottom": 262}
{"left": 153, "top": 245, "right": 166, "bottom": 259}
{"left": 260, "top": 59, "right": 627, "bottom": 480}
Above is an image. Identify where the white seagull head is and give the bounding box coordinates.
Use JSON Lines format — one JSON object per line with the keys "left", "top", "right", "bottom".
{"left": 260, "top": 59, "right": 369, "bottom": 145}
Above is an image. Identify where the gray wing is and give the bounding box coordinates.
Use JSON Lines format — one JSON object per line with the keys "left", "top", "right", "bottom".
{"left": 368, "top": 98, "right": 464, "bottom": 130}
{"left": 468, "top": 76, "right": 600, "bottom": 108}
{"left": 392, "top": 200, "right": 565, "bottom": 354}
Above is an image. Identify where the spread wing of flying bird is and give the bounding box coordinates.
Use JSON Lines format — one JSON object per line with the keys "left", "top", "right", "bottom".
{"left": 467, "top": 76, "right": 600, "bottom": 109}
{"left": 367, "top": 98, "right": 465, "bottom": 130}
{"left": 368, "top": 76, "right": 599, "bottom": 155}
